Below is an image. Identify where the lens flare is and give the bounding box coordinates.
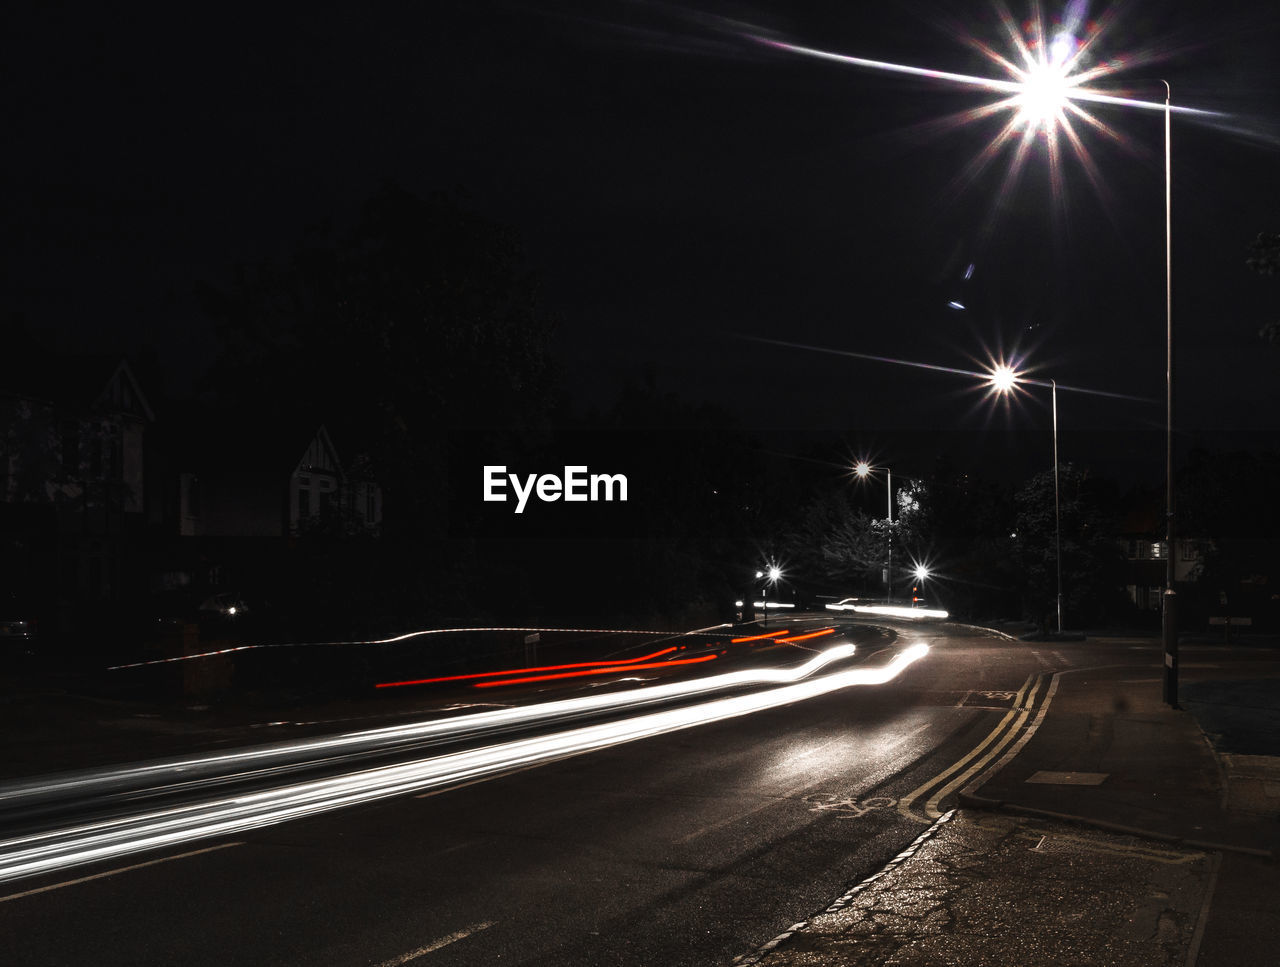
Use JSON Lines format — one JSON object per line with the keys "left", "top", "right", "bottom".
{"left": 747, "top": 3, "right": 1223, "bottom": 228}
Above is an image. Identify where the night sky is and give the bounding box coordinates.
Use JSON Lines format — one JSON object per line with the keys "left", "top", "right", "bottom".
{"left": 7, "top": 0, "right": 1280, "bottom": 486}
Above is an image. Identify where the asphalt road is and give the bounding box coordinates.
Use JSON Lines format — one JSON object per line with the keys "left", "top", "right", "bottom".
{"left": 0, "top": 618, "right": 1121, "bottom": 965}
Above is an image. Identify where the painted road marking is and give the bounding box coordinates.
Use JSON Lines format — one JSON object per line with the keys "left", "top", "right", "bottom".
{"left": 898, "top": 673, "right": 1051, "bottom": 823}
{"left": 803, "top": 794, "right": 896, "bottom": 819}
{"left": 960, "top": 673, "right": 1061, "bottom": 802}
{"left": 924, "top": 709, "right": 1030, "bottom": 819}
{"left": 0, "top": 842, "right": 243, "bottom": 904}
{"left": 375, "top": 921, "right": 496, "bottom": 966}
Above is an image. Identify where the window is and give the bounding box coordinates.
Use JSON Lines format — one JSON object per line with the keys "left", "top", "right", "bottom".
{"left": 1150, "top": 542, "right": 1166, "bottom": 560}
{"left": 315, "top": 475, "right": 336, "bottom": 516}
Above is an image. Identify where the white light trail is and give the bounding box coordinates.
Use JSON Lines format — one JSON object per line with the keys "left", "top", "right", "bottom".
{"left": 2, "top": 644, "right": 856, "bottom": 809}
{"left": 0, "top": 644, "right": 929, "bottom": 883}
{"left": 826, "top": 603, "right": 950, "bottom": 620}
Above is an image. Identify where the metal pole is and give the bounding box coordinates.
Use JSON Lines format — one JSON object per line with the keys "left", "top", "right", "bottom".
{"left": 886, "top": 468, "right": 893, "bottom": 603}
{"left": 1053, "top": 379, "right": 1062, "bottom": 635}
{"left": 1161, "top": 80, "right": 1179, "bottom": 708}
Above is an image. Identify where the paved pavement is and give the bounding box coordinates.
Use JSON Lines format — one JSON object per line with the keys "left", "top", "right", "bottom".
{"left": 740, "top": 640, "right": 1280, "bottom": 967}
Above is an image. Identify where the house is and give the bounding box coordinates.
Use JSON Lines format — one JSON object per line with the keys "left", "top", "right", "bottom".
{"left": 1, "top": 348, "right": 156, "bottom": 616}
{"left": 165, "top": 418, "right": 381, "bottom": 540}
{"left": 1116, "top": 493, "right": 1208, "bottom": 612}
{"left": 1, "top": 354, "right": 154, "bottom": 512}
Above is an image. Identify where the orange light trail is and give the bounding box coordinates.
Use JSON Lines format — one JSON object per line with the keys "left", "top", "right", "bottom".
{"left": 375, "top": 647, "right": 680, "bottom": 689}
{"left": 473, "top": 653, "right": 720, "bottom": 688}
{"left": 775, "top": 628, "right": 837, "bottom": 644}
{"left": 730, "top": 630, "right": 790, "bottom": 643}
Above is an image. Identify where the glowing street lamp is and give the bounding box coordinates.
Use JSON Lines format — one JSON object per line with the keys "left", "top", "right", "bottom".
{"left": 911, "top": 563, "right": 930, "bottom": 609}
{"left": 757, "top": 11, "right": 1195, "bottom": 702}
{"left": 990, "top": 367, "right": 1063, "bottom": 634}
{"left": 756, "top": 565, "right": 783, "bottom": 627}
{"left": 989, "top": 364, "right": 1018, "bottom": 395}
{"left": 1010, "top": 47, "right": 1178, "bottom": 698}
{"left": 854, "top": 461, "right": 894, "bottom": 602}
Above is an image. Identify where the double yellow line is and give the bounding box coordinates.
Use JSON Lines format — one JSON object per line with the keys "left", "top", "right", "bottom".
{"left": 898, "top": 673, "right": 1051, "bottom": 822}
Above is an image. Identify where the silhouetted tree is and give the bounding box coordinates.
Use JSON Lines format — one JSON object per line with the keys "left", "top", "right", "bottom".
{"left": 781, "top": 479, "right": 926, "bottom": 597}
{"left": 200, "top": 182, "right": 559, "bottom": 540}
{"left": 913, "top": 460, "right": 1018, "bottom": 620}
{"left": 1014, "top": 463, "right": 1125, "bottom": 629}
{"left": 194, "top": 184, "right": 560, "bottom": 625}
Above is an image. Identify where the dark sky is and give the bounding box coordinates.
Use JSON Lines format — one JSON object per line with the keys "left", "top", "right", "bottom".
{"left": 6, "top": 0, "right": 1280, "bottom": 485}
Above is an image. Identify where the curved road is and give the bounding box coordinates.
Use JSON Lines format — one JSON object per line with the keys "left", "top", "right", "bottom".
{"left": 1, "top": 617, "right": 1045, "bottom": 966}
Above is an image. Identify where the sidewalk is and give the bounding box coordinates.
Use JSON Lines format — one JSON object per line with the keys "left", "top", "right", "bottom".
{"left": 743, "top": 658, "right": 1280, "bottom": 967}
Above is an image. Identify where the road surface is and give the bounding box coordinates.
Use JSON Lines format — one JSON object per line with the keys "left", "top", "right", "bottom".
{"left": 3, "top": 616, "right": 1213, "bottom": 966}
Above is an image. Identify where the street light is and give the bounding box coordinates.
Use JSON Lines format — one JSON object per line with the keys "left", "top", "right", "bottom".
{"left": 1009, "top": 66, "right": 1177, "bottom": 697}
{"left": 853, "top": 461, "right": 893, "bottom": 602}
{"left": 756, "top": 564, "right": 783, "bottom": 627}
{"left": 757, "top": 21, "right": 1188, "bottom": 702}
{"left": 990, "top": 368, "right": 1062, "bottom": 635}
{"left": 1161, "top": 81, "right": 1178, "bottom": 709}
{"left": 912, "top": 563, "right": 930, "bottom": 608}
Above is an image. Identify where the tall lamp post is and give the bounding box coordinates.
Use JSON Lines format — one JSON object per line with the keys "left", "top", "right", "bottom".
{"left": 1161, "top": 81, "right": 1178, "bottom": 708}
{"left": 990, "top": 366, "right": 1062, "bottom": 634}
{"left": 1008, "top": 51, "right": 1178, "bottom": 693}
{"left": 853, "top": 461, "right": 893, "bottom": 602}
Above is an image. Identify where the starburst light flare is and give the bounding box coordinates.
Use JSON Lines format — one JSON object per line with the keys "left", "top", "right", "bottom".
{"left": 747, "top": 3, "right": 1222, "bottom": 211}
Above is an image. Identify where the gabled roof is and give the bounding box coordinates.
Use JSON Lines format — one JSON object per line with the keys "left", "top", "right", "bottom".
{"left": 0, "top": 348, "right": 152, "bottom": 420}
{"left": 292, "top": 425, "right": 344, "bottom": 480}
{"left": 91, "top": 359, "right": 155, "bottom": 422}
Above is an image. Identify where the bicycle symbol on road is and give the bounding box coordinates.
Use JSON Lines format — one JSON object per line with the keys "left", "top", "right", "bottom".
{"left": 802, "top": 793, "right": 897, "bottom": 819}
